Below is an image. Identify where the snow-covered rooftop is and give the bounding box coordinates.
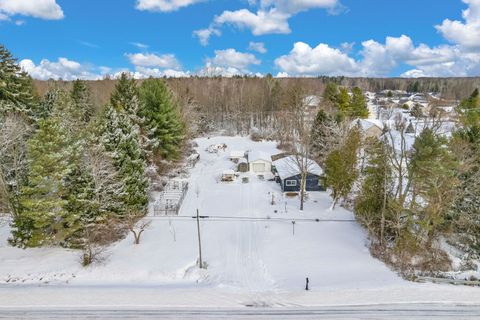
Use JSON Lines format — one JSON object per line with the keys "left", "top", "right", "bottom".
{"left": 273, "top": 156, "right": 323, "bottom": 180}
{"left": 229, "top": 150, "right": 245, "bottom": 158}
{"left": 248, "top": 150, "right": 272, "bottom": 163}
{"left": 353, "top": 118, "right": 384, "bottom": 132}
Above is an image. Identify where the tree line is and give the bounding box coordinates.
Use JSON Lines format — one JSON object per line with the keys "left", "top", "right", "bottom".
{"left": 0, "top": 46, "right": 184, "bottom": 263}
{"left": 310, "top": 83, "right": 480, "bottom": 275}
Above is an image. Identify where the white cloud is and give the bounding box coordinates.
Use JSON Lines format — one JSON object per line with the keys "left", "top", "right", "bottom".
{"left": 0, "top": 0, "right": 64, "bottom": 20}
{"left": 19, "top": 58, "right": 103, "bottom": 80}
{"left": 193, "top": 27, "right": 221, "bottom": 46}
{"left": 197, "top": 63, "right": 244, "bottom": 77}
{"left": 130, "top": 66, "right": 189, "bottom": 78}
{"left": 436, "top": 0, "right": 480, "bottom": 49}
{"left": 125, "top": 52, "right": 181, "bottom": 69}
{"left": 130, "top": 42, "right": 149, "bottom": 49}
{"left": 195, "top": 0, "right": 341, "bottom": 44}
{"left": 248, "top": 41, "right": 267, "bottom": 53}
{"left": 275, "top": 42, "right": 359, "bottom": 76}
{"left": 126, "top": 52, "right": 188, "bottom": 78}
{"left": 259, "top": 0, "right": 339, "bottom": 15}
{"left": 198, "top": 48, "right": 261, "bottom": 77}
{"left": 135, "top": 0, "right": 204, "bottom": 12}
{"left": 208, "top": 48, "right": 260, "bottom": 71}
{"left": 274, "top": 35, "right": 480, "bottom": 78}
{"left": 214, "top": 8, "right": 291, "bottom": 35}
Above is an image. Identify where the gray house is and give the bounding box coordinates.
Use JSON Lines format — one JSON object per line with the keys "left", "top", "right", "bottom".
{"left": 272, "top": 156, "right": 325, "bottom": 192}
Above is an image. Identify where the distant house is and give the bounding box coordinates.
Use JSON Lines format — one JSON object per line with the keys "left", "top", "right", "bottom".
{"left": 271, "top": 152, "right": 289, "bottom": 162}
{"left": 303, "top": 95, "right": 321, "bottom": 108}
{"left": 272, "top": 156, "right": 325, "bottom": 192}
{"left": 237, "top": 158, "right": 249, "bottom": 173}
{"left": 352, "top": 118, "right": 384, "bottom": 138}
{"left": 229, "top": 150, "right": 245, "bottom": 163}
{"left": 248, "top": 151, "right": 272, "bottom": 173}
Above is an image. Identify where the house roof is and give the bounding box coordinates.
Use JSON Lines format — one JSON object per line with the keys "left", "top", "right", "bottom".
{"left": 248, "top": 151, "right": 272, "bottom": 163}
{"left": 229, "top": 150, "right": 245, "bottom": 158}
{"left": 238, "top": 157, "right": 248, "bottom": 164}
{"left": 273, "top": 156, "right": 323, "bottom": 180}
{"left": 222, "top": 169, "right": 235, "bottom": 175}
{"left": 353, "top": 118, "right": 384, "bottom": 131}
{"left": 303, "top": 95, "right": 320, "bottom": 107}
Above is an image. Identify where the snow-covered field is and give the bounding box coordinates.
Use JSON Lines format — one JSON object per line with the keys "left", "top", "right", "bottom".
{"left": 1, "top": 136, "right": 480, "bottom": 309}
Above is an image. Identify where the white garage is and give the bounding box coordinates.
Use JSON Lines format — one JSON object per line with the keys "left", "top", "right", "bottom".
{"left": 248, "top": 151, "right": 272, "bottom": 174}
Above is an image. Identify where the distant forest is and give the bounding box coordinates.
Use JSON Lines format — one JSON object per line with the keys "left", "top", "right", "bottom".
{"left": 33, "top": 76, "right": 480, "bottom": 110}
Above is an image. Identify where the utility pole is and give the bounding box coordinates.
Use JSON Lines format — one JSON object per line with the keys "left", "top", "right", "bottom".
{"left": 196, "top": 208, "right": 203, "bottom": 269}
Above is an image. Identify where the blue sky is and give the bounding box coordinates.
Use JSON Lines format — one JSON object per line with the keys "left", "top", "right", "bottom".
{"left": 1, "top": 0, "right": 477, "bottom": 79}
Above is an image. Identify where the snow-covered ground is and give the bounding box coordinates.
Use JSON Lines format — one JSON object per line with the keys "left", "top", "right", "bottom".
{"left": 1, "top": 136, "right": 480, "bottom": 309}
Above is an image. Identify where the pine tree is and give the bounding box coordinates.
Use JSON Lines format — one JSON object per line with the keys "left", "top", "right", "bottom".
{"left": 62, "top": 164, "right": 96, "bottom": 246}
{"left": 409, "top": 128, "right": 459, "bottom": 248}
{"left": 451, "top": 96, "right": 480, "bottom": 255}
{"left": 349, "top": 87, "right": 369, "bottom": 118}
{"left": 0, "top": 46, "right": 36, "bottom": 220}
{"left": 355, "top": 137, "right": 394, "bottom": 246}
{"left": 337, "top": 87, "right": 351, "bottom": 115}
{"left": 323, "top": 82, "right": 338, "bottom": 105}
{"left": 12, "top": 118, "right": 74, "bottom": 247}
{"left": 138, "top": 78, "right": 184, "bottom": 161}
{"left": 324, "top": 127, "right": 361, "bottom": 209}
{"left": 100, "top": 106, "right": 148, "bottom": 214}
{"left": 0, "top": 45, "right": 37, "bottom": 117}
{"left": 110, "top": 73, "right": 139, "bottom": 116}
{"left": 71, "top": 80, "right": 94, "bottom": 123}
{"left": 310, "top": 109, "right": 340, "bottom": 165}
{"left": 457, "top": 89, "right": 480, "bottom": 128}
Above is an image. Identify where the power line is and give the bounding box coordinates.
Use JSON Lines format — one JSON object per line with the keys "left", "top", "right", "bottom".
{"left": 146, "top": 215, "right": 356, "bottom": 223}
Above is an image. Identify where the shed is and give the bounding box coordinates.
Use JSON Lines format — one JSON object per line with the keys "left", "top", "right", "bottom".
{"left": 248, "top": 151, "right": 272, "bottom": 173}
{"left": 237, "top": 158, "right": 249, "bottom": 172}
{"left": 229, "top": 150, "right": 245, "bottom": 163}
{"left": 272, "top": 156, "right": 325, "bottom": 192}
{"left": 221, "top": 169, "right": 236, "bottom": 182}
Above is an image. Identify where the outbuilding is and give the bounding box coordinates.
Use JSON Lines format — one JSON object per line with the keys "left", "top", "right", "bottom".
{"left": 248, "top": 151, "right": 272, "bottom": 174}
{"left": 229, "top": 150, "right": 245, "bottom": 163}
{"left": 272, "top": 156, "right": 325, "bottom": 192}
{"left": 237, "top": 158, "right": 249, "bottom": 172}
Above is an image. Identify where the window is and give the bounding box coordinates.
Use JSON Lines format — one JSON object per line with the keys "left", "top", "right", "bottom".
{"left": 285, "top": 180, "right": 297, "bottom": 187}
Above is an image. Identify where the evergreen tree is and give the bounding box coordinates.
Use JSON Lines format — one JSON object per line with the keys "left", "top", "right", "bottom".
{"left": 457, "top": 88, "right": 480, "bottom": 128}
{"left": 337, "top": 87, "right": 351, "bottom": 115}
{"left": 409, "top": 128, "right": 459, "bottom": 248}
{"left": 349, "top": 87, "right": 369, "bottom": 118}
{"left": 451, "top": 93, "right": 480, "bottom": 254}
{"left": 355, "top": 137, "right": 394, "bottom": 246}
{"left": 322, "top": 82, "right": 338, "bottom": 105}
{"left": 62, "top": 164, "right": 96, "bottom": 245}
{"left": 310, "top": 109, "right": 339, "bottom": 165}
{"left": 324, "top": 127, "right": 361, "bottom": 208}
{"left": 0, "top": 45, "right": 37, "bottom": 117}
{"left": 71, "top": 80, "right": 94, "bottom": 123}
{"left": 138, "top": 78, "right": 184, "bottom": 161}
{"left": 12, "top": 118, "right": 74, "bottom": 247}
{"left": 100, "top": 106, "right": 148, "bottom": 214}
{"left": 110, "top": 73, "right": 140, "bottom": 117}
